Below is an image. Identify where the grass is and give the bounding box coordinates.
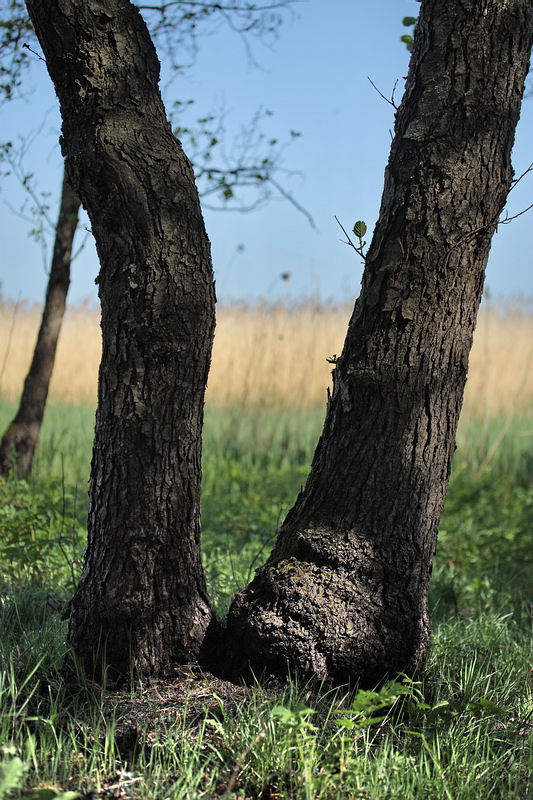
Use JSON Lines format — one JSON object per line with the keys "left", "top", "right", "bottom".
{"left": 0, "top": 299, "right": 532, "bottom": 798}
{"left": 0, "top": 399, "right": 532, "bottom": 798}
{"left": 0, "top": 610, "right": 531, "bottom": 798}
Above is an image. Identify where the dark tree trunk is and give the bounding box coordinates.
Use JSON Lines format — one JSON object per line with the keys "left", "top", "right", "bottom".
{"left": 223, "top": 0, "right": 533, "bottom": 686}
{"left": 26, "top": 0, "right": 216, "bottom": 682}
{"left": 0, "top": 169, "right": 79, "bottom": 478}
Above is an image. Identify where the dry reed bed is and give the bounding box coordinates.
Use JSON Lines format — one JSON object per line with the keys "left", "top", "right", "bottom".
{"left": 1, "top": 300, "right": 532, "bottom": 420}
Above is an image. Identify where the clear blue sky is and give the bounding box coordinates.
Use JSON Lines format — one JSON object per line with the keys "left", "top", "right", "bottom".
{"left": 0, "top": 0, "right": 531, "bottom": 307}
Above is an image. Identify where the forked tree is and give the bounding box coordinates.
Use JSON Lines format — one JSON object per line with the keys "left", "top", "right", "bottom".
{"left": 25, "top": 0, "right": 532, "bottom": 684}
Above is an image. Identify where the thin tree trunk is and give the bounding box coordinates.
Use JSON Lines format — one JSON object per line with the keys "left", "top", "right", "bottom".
{"left": 0, "top": 169, "right": 79, "bottom": 478}
{"left": 223, "top": 0, "right": 533, "bottom": 686}
{"left": 26, "top": 0, "right": 217, "bottom": 683}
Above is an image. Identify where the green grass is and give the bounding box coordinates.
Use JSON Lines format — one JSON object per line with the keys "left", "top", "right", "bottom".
{"left": 0, "top": 400, "right": 532, "bottom": 798}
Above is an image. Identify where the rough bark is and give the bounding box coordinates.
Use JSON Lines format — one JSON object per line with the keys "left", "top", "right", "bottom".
{"left": 25, "top": 0, "right": 216, "bottom": 682}
{"left": 223, "top": 0, "right": 533, "bottom": 686}
{"left": 0, "top": 169, "right": 79, "bottom": 478}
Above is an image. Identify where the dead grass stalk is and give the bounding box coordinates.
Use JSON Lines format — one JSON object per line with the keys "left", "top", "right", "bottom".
{"left": 1, "top": 299, "right": 531, "bottom": 420}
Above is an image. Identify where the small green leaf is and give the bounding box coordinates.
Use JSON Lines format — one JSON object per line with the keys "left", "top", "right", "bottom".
{"left": 403, "top": 16, "right": 418, "bottom": 26}
{"left": 353, "top": 221, "right": 367, "bottom": 239}
{"left": 401, "top": 34, "right": 414, "bottom": 52}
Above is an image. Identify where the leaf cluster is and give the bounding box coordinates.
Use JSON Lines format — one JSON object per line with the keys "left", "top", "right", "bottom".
{"left": 0, "top": 0, "right": 310, "bottom": 227}
{"left": 0, "top": 0, "right": 32, "bottom": 102}
{"left": 173, "top": 101, "right": 304, "bottom": 214}
{"left": 401, "top": 14, "right": 418, "bottom": 53}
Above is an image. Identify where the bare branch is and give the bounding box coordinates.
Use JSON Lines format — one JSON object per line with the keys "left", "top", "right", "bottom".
{"left": 268, "top": 175, "right": 316, "bottom": 230}
{"left": 498, "top": 202, "right": 533, "bottom": 225}
{"left": 497, "top": 162, "right": 533, "bottom": 225}
{"left": 509, "top": 161, "right": 533, "bottom": 190}
{"left": 137, "top": 2, "right": 299, "bottom": 13}
{"left": 367, "top": 77, "right": 399, "bottom": 110}
{"left": 172, "top": 101, "right": 313, "bottom": 224}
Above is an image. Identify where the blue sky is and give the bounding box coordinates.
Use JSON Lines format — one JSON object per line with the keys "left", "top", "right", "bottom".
{"left": 0, "top": 0, "right": 531, "bottom": 307}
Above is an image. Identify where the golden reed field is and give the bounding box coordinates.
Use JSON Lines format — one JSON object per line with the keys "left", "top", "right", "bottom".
{"left": 1, "top": 299, "right": 532, "bottom": 421}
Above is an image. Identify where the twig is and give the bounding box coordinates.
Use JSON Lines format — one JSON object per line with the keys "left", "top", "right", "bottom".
{"left": 391, "top": 79, "right": 399, "bottom": 108}
{"left": 497, "top": 162, "right": 533, "bottom": 224}
{"left": 268, "top": 176, "right": 317, "bottom": 230}
{"left": 105, "top": 776, "right": 143, "bottom": 792}
{"left": 22, "top": 42, "right": 45, "bottom": 62}
{"left": 498, "top": 202, "right": 533, "bottom": 225}
{"left": 219, "top": 730, "right": 267, "bottom": 799}
{"left": 367, "top": 76, "right": 398, "bottom": 110}
{"left": 138, "top": 2, "right": 296, "bottom": 13}
{"left": 334, "top": 216, "right": 366, "bottom": 261}
{"left": 509, "top": 161, "right": 533, "bottom": 190}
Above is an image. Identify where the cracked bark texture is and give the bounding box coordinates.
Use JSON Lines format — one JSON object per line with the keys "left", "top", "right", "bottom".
{"left": 26, "top": 0, "right": 216, "bottom": 681}
{"left": 223, "top": 0, "right": 533, "bottom": 686}
{"left": 0, "top": 168, "right": 79, "bottom": 478}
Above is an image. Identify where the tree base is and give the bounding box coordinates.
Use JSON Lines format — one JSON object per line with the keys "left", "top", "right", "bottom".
{"left": 222, "top": 556, "right": 431, "bottom": 688}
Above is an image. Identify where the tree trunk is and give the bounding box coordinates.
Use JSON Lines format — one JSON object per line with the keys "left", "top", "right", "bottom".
{"left": 0, "top": 169, "right": 79, "bottom": 478}
{"left": 26, "top": 0, "right": 217, "bottom": 682}
{"left": 223, "top": 0, "right": 533, "bottom": 686}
